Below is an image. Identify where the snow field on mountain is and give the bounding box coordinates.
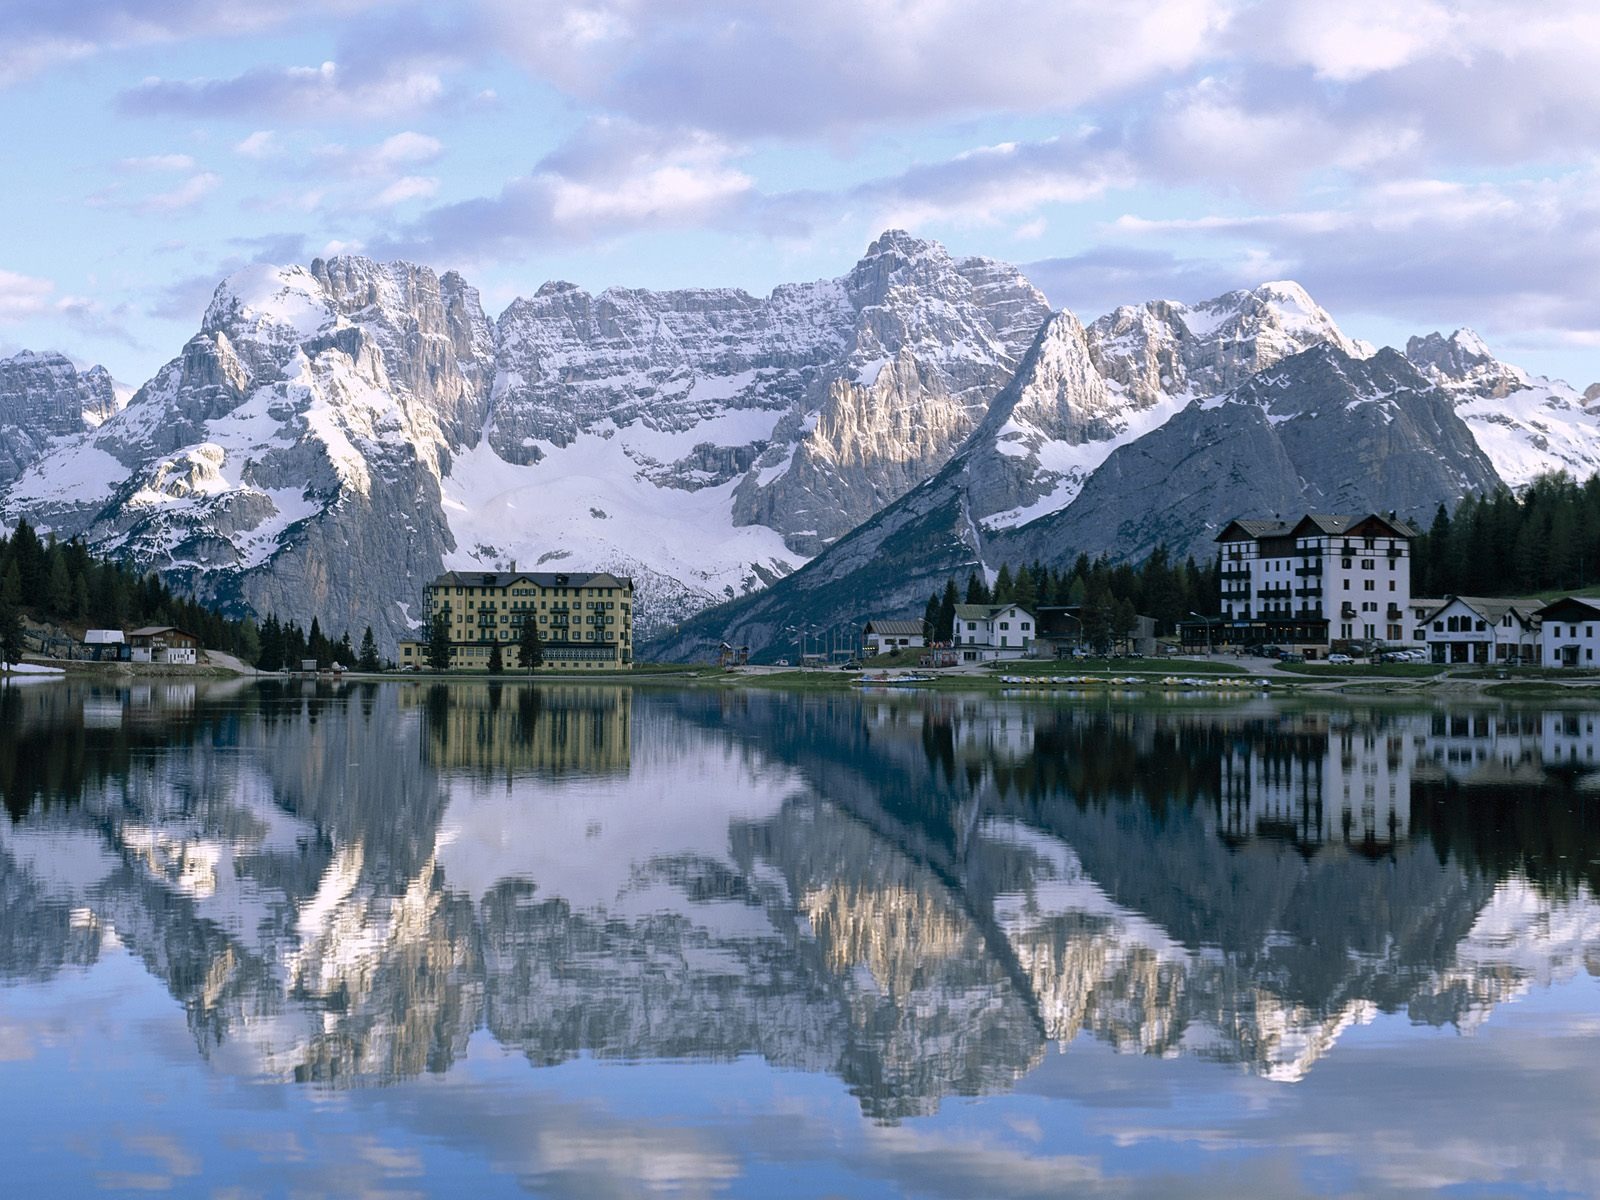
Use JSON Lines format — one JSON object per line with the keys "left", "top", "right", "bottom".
{"left": 983, "top": 391, "right": 1194, "bottom": 531}
{"left": 1455, "top": 383, "right": 1600, "bottom": 488}
{"left": 441, "top": 407, "right": 805, "bottom": 609}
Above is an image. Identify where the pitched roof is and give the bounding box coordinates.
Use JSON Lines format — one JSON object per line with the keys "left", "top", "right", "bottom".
{"left": 430, "top": 570, "right": 632, "bottom": 590}
{"left": 1532, "top": 596, "right": 1600, "bottom": 621}
{"left": 863, "top": 619, "right": 925, "bottom": 637}
{"left": 1440, "top": 596, "right": 1546, "bottom": 625}
{"left": 1219, "top": 511, "right": 1419, "bottom": 543}
{"left": 952, "top": 603, "right": 1034, "bottom": 620}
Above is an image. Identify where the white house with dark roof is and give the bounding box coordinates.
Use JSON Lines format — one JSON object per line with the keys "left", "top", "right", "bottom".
{"left": 1420, "top": 596, "right": 1543, "bottom": 664}
{"left": 1215, "top": 512, "right": 1416, "bottom": 653}
{"left": 952, "top": 603, "right": 1035, "bottom": 662}
{"left": 1534, "top": 597, "right": 1600, "bottom": 669}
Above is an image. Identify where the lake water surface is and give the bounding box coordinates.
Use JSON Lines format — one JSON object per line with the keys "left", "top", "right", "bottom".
{"left": 2, "top": 679, "right": 1599, "bottom": 1198}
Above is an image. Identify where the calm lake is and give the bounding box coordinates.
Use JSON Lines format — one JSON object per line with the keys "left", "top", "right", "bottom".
{"left": 2, "top": 679, "right": 1598, "bottom": 1198}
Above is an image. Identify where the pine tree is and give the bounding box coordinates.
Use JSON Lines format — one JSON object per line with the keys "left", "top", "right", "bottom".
{"left": 336, "top": 631, "right": 355, "bottom": 667}
{"left": 487, "top": 638, "right": 504, "bottom": 674}
{"left": 516, "top": 618, "right": 543, "bottom": 669}
{"left": 426, "top": 613, "right": 452, "bottom": 671}
{"left": 308, "top": 617, "right": 327, "bottom": 667}
{"left": 964, "top": 572, "right": 990, "bottom": 605}
{"left": 936, "top": 580, "right": 958, "bottom": 643}
{"left": 923, "top": 593, "right": 941, "bottom": 642}
{"left": 1012, "top": 563, "right": 1038, "bottom": 612}
{"left": 0, "top": 599, "right": 22, "bottom": 665}
{"left": 358, "top": 626, "right": 380, "bottom": 671}
{"left": 992, "top": 563, "right": 1015, "bottom": 604}
{"left": 257, "top": 615, "right": 284, "bottom": 672}
{"left": 45, "top": 555, "right": 70, "bottom": 614}
{"left": 0, "top": 562, "right": 20, "bottom": 610}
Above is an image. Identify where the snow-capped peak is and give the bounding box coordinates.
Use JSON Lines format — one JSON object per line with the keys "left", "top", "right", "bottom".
{"left": 204, "top": 263, "right": 338, "bottom": 342}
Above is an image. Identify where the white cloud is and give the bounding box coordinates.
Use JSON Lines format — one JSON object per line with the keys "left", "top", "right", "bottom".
{"left": 233, "top": 130, "right": 279, "bottom": 159}
{"left": 0, "top": 268, "right": 57, "bottom": 321}
{"left": 138, "top": 172, "right": 223, "bottom": 214}
{"left": 368, "top": 175, "right": 439, "bottom": 208}
{"left": 117, "top": 153, "right": 196, "bottom": 172}
{"left": 0, "top": 1, "right": 396, "bottom": 87}
{"left": 120, "top": 59, "right": 447, "bottom": 121}
{"left": 381, "top": 119, "right": 754, "bottom": 259}
{"left": 481, "top": 0, "right": 1233, "bottom": 137}
{"left": 1106, "top": 166, "right": 1600, "bottom": 346}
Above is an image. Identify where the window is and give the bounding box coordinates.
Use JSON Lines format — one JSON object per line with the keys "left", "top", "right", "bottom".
{"left": 1388, "top": 581, "right": 1395, "bottom": 591}
{"left": 1363, "top": 579, "right": 1375, "bottom": 591}
{"left": 967, "top": 622, "right": 976, "bottom": 631}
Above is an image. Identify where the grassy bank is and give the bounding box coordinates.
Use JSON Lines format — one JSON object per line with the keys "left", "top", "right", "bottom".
{"left": 985, "top": 657, "right": 1247, "bottom": 677}
{"left": 1274, "top": 662, "right": 1446, "bottom": 680}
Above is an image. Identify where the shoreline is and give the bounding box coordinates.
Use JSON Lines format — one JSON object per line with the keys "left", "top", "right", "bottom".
{"left": 12, "top": 654, "right": 1600, "bottom": 699}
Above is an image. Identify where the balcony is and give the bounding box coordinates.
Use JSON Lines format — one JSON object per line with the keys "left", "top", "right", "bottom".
{"left": 1257, "top": 586, "right": 1293, "bottom": 600}
{"left": 1295, "top": 586, "right": 1322, "bottom": 597}
{"left": 1295, "top": 564, "right": 1323, "bottom": 576}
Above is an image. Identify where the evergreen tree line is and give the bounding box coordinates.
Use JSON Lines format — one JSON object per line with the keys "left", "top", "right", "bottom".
{"left": 1, "top": 517, "right": 384, "bottom": 673}
{"left": 922, "top": 547, "right": 1219, "bottom": 648}
{"left": 254, "top": 615, "right": 382, "bottom": 672}
{"left": 420, "top": 609, "right": 544, "bottom": 673}
{"left": 0, "top": 518, "right": 263, "bottom": 666}
{"left": 1413, "top": 471, "right": 1600, "bottom": 599}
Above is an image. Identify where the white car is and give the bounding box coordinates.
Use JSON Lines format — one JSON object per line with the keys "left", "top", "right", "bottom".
{"left": 1327, "top": 653, "right": 1354, "bottom": 664}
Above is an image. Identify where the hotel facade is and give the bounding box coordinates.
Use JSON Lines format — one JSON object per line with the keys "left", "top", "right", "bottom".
{"left": 399, "top": 570, "right": 634, "bottom": 670}
{"left": 1212, "top": 513, "right": 1417, "bottom": 654}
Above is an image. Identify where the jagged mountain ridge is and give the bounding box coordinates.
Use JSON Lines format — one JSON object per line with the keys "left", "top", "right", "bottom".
{"left": 1, "top": 232, "right": 1053, "bottom": 649}
{"left": 1, "top": 232, "right": 1596, "bottom": 653}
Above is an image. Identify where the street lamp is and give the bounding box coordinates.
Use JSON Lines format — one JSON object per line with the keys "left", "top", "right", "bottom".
{"left": 1189, "top": 610, "right": 1215, "bottom": 656}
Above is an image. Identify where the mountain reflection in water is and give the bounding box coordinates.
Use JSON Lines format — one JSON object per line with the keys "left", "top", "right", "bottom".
{"left": 1, "top": 681, "right": 1598, "bottom": 1118}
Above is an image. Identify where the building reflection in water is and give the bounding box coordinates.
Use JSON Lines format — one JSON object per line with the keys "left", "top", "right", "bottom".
{"left": 401, "top": 682, "right": 632, "bottom": 776}
{"left": 2, "top": 682, "right": 1600, "bottom": 1116}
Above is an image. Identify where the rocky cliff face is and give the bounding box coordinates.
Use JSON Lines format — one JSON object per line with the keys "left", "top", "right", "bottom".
{"left": 0, "top": 351, "right": 119, "bottom": 485}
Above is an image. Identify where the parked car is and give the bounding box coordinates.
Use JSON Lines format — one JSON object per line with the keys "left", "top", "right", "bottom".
{"left": 1280, "top": 653, "right": 1305, "bottom": 663}
{"left": 1327, "top": 653, "right": 1354, "bottom": 664}
{"left": 774, "top": 658, "right": 789, "bottom": 666}
{"left": 840, "top": 660, "right": 862, "bottom": 670}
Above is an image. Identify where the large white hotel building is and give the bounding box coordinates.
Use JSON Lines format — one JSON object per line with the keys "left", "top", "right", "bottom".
{"left": 1213, "top": 513, "right": 1417, "bottom": 652}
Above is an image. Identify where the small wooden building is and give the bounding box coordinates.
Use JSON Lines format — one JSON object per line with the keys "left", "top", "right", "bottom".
{"left": 862, "top": 619, "right": 927, "bottom": 656}
{"left": 127, "top": 626, "right": 201, "bottom": 665}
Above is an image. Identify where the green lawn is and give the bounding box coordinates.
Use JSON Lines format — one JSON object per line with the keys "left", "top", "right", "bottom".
{"left": 1274, "top": 661, "right": 1446, "bottom": 678}
{"left": 987, "top": 657, "right": 1247, "bottom": 676}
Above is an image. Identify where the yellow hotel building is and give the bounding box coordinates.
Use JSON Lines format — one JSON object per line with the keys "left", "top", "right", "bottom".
{"left": 398, "top": 570, "right": 634, "bottom": 670}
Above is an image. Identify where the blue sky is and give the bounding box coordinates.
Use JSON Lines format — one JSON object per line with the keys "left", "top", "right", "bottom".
{"left": 2, "top": 0, "right": 1599, "bottom": 391}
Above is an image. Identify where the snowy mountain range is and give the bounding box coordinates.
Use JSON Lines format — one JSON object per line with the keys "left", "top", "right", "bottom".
{"left": 0, "top": 231, "right": 1596, "bottom": 653}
